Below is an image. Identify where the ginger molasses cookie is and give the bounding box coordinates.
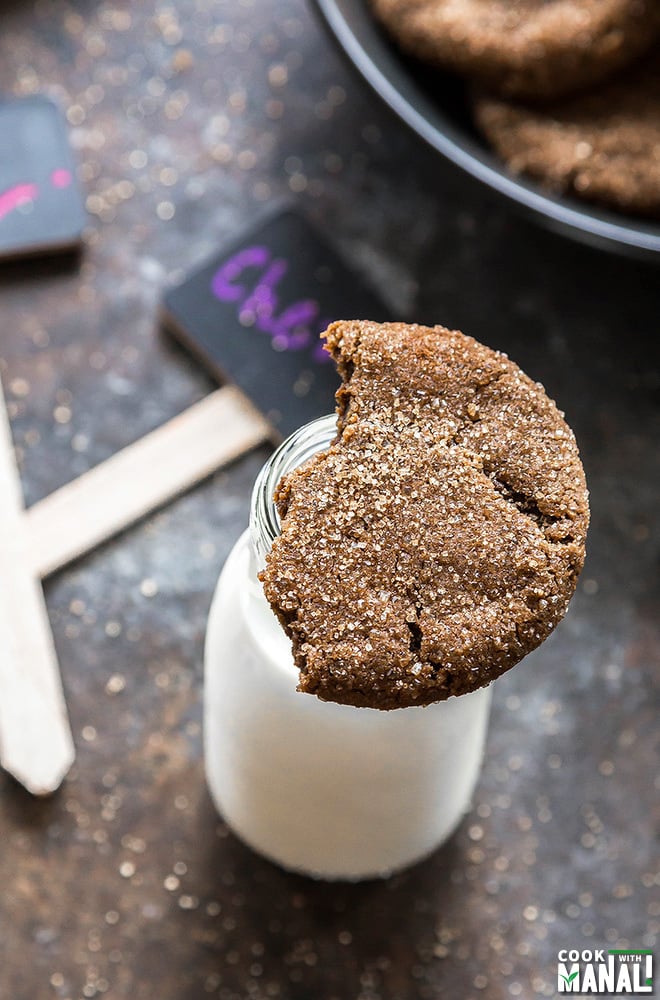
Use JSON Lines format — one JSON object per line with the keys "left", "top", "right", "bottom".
{"left": 370, "top": 0, "right": 659, "bottom": 100}
{"left": 261, "top": 321, "right": 589, "bottom": 710}
{"left": 475, "top": 49, "right": 660, "bottom": 218}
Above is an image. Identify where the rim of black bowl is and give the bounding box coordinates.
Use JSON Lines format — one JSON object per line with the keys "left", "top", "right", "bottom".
{"left": 313, "top": 0, "right": 660, "bottom": 258}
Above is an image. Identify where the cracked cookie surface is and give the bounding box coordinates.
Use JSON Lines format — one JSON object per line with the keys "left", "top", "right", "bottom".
{"left": 261, "top": 321, "right": 589, "bottom": 710}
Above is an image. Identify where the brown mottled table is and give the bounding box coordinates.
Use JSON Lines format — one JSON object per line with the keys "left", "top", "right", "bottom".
{"left": 0, "top": 2, "right": 658, "bottom": 999}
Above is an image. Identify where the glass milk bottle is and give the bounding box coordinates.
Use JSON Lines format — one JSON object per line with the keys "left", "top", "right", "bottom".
{"left": 204, "top": 415, "right": 492, "bottom": 880}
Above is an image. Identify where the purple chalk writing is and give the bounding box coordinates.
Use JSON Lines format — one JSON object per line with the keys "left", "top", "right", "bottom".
{"left": 212, "top": 246, "right": 270, "bottom": 302}
{"left": 211, "top": 244, "right": 331, "bottom": 362}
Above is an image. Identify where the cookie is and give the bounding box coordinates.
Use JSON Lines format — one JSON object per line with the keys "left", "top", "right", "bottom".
{"left": 261, "top": 321, "right": 589, "bottom": 710}
{"left": 370, "top": 0, "right": 659, "bottom": 100}
{"left": 474, "top": 49, "right": 660, "bottom": 218}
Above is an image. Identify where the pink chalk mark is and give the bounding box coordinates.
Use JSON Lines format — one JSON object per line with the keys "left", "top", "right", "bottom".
{"left": 51, "top": 168, "right": 72, "bottom": 189}
{"left": 0, "top": 183, "right": 39, "bottom": 221}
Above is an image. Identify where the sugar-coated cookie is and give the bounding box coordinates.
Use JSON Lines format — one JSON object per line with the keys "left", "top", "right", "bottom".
{"left": 475, "top": 49, "right": 660, "bottom": 217}
{"left": 370, "top": 0, "right": 659, "bottom": 100}
{"left": 262, "top": 321, "right": 589, "bottom": 710}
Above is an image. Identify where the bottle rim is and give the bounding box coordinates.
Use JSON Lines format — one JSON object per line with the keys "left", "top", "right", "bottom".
{"left": 249, "top": 413, "right": 337, "bottom": 572}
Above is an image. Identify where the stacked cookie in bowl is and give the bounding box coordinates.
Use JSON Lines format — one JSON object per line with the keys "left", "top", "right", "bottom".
{"left": 370, "top": 0, "right": 660, "bottom": 218}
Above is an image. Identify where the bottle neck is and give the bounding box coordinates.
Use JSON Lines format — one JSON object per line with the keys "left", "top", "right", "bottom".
{"left": 249, "top": 413, "right": 337, "bottom": 575}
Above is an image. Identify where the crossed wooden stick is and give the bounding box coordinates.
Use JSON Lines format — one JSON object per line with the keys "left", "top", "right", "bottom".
{"left": 0, "top": 381, "right": 271, "bottom": 795}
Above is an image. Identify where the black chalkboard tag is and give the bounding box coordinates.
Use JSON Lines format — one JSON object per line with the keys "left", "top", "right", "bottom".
{"left": 161, "top": 208, "right": 391, "bottom": 438}
{"left": 0, "top": 96, "right": 86, "bottom": 260}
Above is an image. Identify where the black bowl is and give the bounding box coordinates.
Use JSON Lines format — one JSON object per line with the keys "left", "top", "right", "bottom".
{"left": 313, "top": 0, "right": 660, "bottom": 258}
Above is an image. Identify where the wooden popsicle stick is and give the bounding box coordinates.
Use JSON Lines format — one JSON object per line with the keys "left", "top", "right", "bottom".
{"left": 0, "top": 383, "right": 75, "bottom": 795}
{"left": 26, "top": 385, "right": 272, "bottom": 580}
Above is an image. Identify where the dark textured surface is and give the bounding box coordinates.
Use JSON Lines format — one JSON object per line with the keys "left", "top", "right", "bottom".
{"left": 0, "top": 2, "right": 657, "bottom": 999}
